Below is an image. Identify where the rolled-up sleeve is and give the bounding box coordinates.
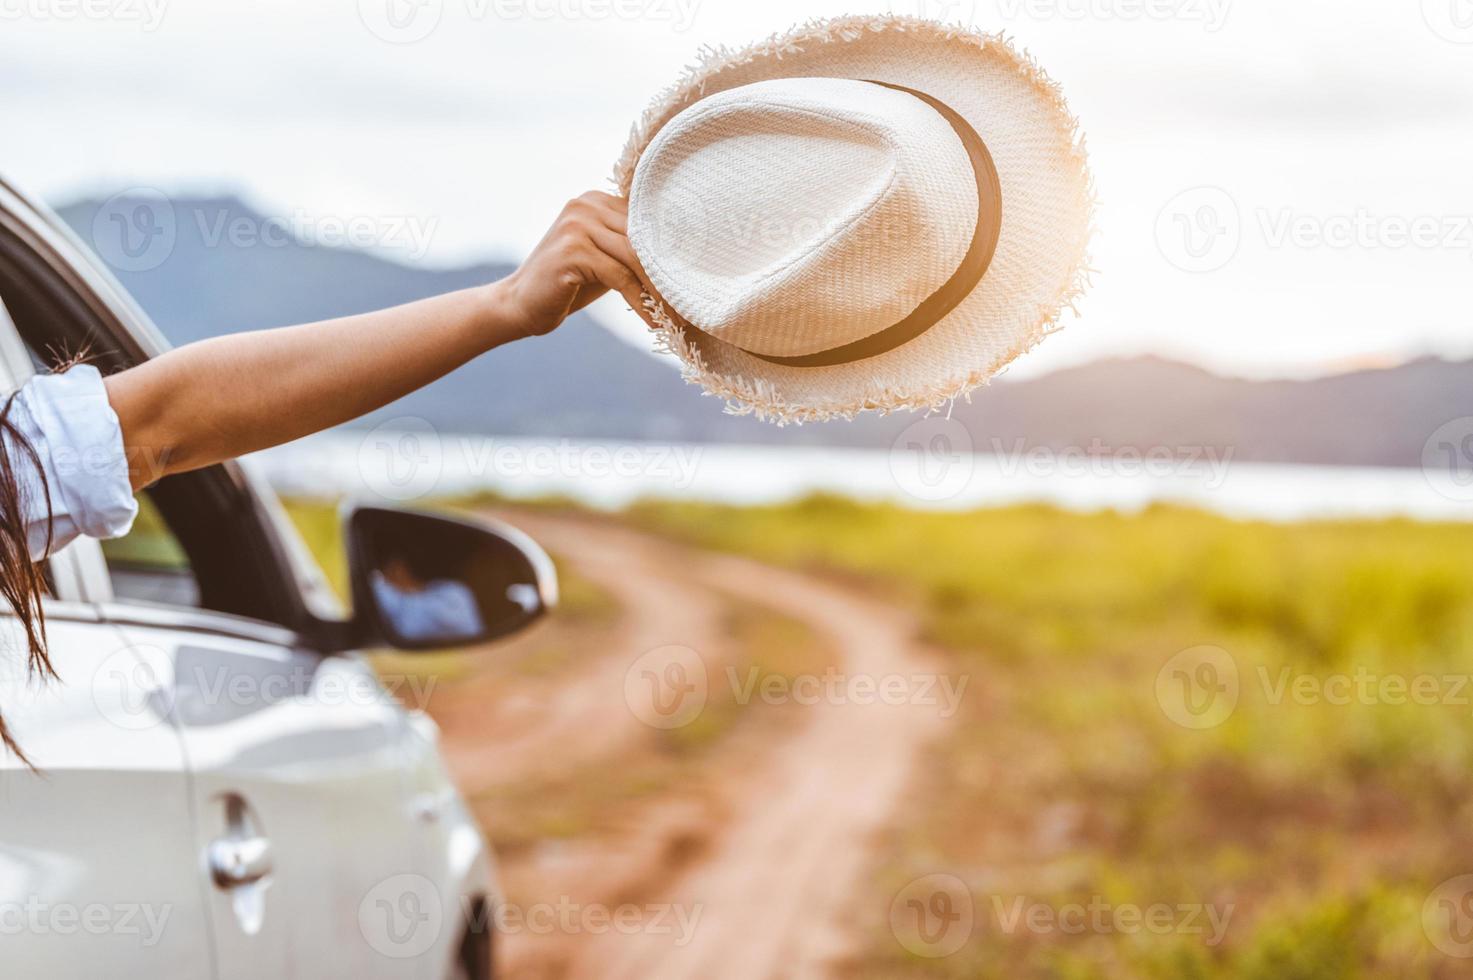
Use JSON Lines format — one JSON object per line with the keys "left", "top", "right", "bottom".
{"left": 4, "top": 365, "right": 138, "bottom": 560}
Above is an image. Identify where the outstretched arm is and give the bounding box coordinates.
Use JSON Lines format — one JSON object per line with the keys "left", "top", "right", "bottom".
{"left": 104, "top": 192, "right": 646, "bottom": 490}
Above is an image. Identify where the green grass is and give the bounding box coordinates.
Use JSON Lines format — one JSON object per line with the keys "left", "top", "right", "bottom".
{"left": 280, "top": 498, "right": 347, "bottom": 596}
{"left": 624, "top": 495, "right": 1473, "bottom": 978}
{"left": 98, "top": 493, "right": 190, "bottom": 568}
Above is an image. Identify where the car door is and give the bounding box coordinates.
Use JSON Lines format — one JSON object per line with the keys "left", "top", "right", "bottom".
{"left": 0, "top": 296, "right": 215, "bottom": 980}
{"left": 0, "top": 613, "right": 220, "bottom": 980}
{"left": 96, "top": 482, "right": 426, "bottom": 980}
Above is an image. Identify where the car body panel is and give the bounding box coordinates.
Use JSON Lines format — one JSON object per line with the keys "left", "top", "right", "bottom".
{"left": 0, "top": 611, "right": 217, "bottom": 979}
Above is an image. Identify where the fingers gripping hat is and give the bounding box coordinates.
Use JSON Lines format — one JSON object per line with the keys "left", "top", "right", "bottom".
{"left": 617, "top": 15, "right": 1095, "bottom": 425}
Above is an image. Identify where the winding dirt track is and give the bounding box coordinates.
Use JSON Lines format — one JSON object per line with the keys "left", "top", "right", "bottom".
{"left": 459, "top": 513, "right": 946, "bottom": 979}
{"left": 442, "top": 516, "right": 725, "bottom": 790}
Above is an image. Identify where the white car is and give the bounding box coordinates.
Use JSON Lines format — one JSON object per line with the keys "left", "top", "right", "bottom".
{"left": 0, "top": 176, "right": 556, "bottom": 979}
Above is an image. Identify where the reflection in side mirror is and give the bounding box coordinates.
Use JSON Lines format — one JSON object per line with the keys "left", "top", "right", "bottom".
{"left": 347, "top": 506, "right": 558, "bottom": 651}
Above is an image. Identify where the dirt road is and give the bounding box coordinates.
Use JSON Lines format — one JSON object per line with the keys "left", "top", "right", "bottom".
{"left": 445, "top": 512, "right": 948, "bottom": 979}
{"left": 440, "top": 515, "right": 725, "bottom": 790}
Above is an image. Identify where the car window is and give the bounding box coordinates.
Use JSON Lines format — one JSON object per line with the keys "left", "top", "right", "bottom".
{"left": 0, "top": 200, "right": 309, "bottom": 631}
{"left": 92, "top": 466, "right": 298, "bottom": 625}
{"left": 99, "top": 492, "right": 203, "bottom": 608}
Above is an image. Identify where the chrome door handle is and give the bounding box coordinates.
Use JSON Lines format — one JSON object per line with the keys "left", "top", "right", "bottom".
{"left": 208, "top": 835, "right": 273, "bottom": 889}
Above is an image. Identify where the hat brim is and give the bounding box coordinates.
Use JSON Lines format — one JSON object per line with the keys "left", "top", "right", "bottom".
{"left": 616, "top": 15, "right": 1096, "bottom": 425}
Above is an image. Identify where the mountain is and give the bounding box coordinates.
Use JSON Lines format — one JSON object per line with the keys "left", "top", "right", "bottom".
{"left": 55, "top": 193, "right": 1473, "bottom": 468}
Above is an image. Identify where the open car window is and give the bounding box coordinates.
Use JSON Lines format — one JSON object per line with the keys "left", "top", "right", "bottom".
{"left": 97, "top": 467, "right": 301, "bottom": 622}
{"left": 0, "top": 197, "right": 310, "bottom": 630}
{"left": 99, "top": 492, "right": 201, "bottom": 608}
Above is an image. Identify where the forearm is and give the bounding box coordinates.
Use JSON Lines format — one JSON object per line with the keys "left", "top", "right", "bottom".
{"left": 103, "top": 191, "right": 645, "bottom": 490}
{"left": 105, "top": 281, "right": 524, "bottom": 488}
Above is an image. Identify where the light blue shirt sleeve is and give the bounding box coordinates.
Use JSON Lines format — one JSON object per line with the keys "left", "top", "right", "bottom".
{"left": 4, "top": 365, "right": 139, "bottom": 560}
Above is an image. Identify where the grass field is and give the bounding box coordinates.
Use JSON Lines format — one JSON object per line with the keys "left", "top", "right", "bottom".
{"left": 285, "top": 495, "right": 1473, "bottom": 978}
{"left": 624, "top": 496, "right": 1473, "bottom": 979}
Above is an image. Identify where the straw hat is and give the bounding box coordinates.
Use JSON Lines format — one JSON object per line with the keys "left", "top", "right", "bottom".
{"left": 617, "top": 15, "right": 1095, "bottom": 425}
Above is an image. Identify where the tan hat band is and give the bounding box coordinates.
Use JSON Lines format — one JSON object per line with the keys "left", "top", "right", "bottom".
{"left": 691, "top": 80, "right": 1004, "bottom": 369}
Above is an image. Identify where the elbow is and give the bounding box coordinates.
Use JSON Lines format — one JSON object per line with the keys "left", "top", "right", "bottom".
{"left": 105, "top": 371, "right": 185, "bottom": 490}
{"left": 122, "top": 422, "right": 185, "bottom": 491}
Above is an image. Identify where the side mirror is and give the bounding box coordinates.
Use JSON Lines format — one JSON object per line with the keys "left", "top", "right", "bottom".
{"left": 345, "top": 506, "right": 558, "bottom": 652}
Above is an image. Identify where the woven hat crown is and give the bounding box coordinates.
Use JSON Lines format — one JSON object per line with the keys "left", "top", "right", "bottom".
{"left": 628, "top": 77, "right": 984, "bottom": 360}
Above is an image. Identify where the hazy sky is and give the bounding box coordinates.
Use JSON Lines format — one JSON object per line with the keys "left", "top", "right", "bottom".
{"left": 3, "top": 0, "right": 1472, "bottom": 379}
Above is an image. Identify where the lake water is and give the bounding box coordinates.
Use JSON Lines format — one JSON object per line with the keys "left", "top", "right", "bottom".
{"left": 250, "top": 429, "right": 1473, "bottom": 524}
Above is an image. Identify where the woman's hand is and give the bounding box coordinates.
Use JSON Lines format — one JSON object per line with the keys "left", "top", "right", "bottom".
{"left": 498, "top": 191, "right": 651, "bottom": 337}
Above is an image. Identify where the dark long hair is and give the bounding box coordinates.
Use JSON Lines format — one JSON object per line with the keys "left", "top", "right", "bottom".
{"left": 0, "top": 388, "right": 53, "bottom": 766}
